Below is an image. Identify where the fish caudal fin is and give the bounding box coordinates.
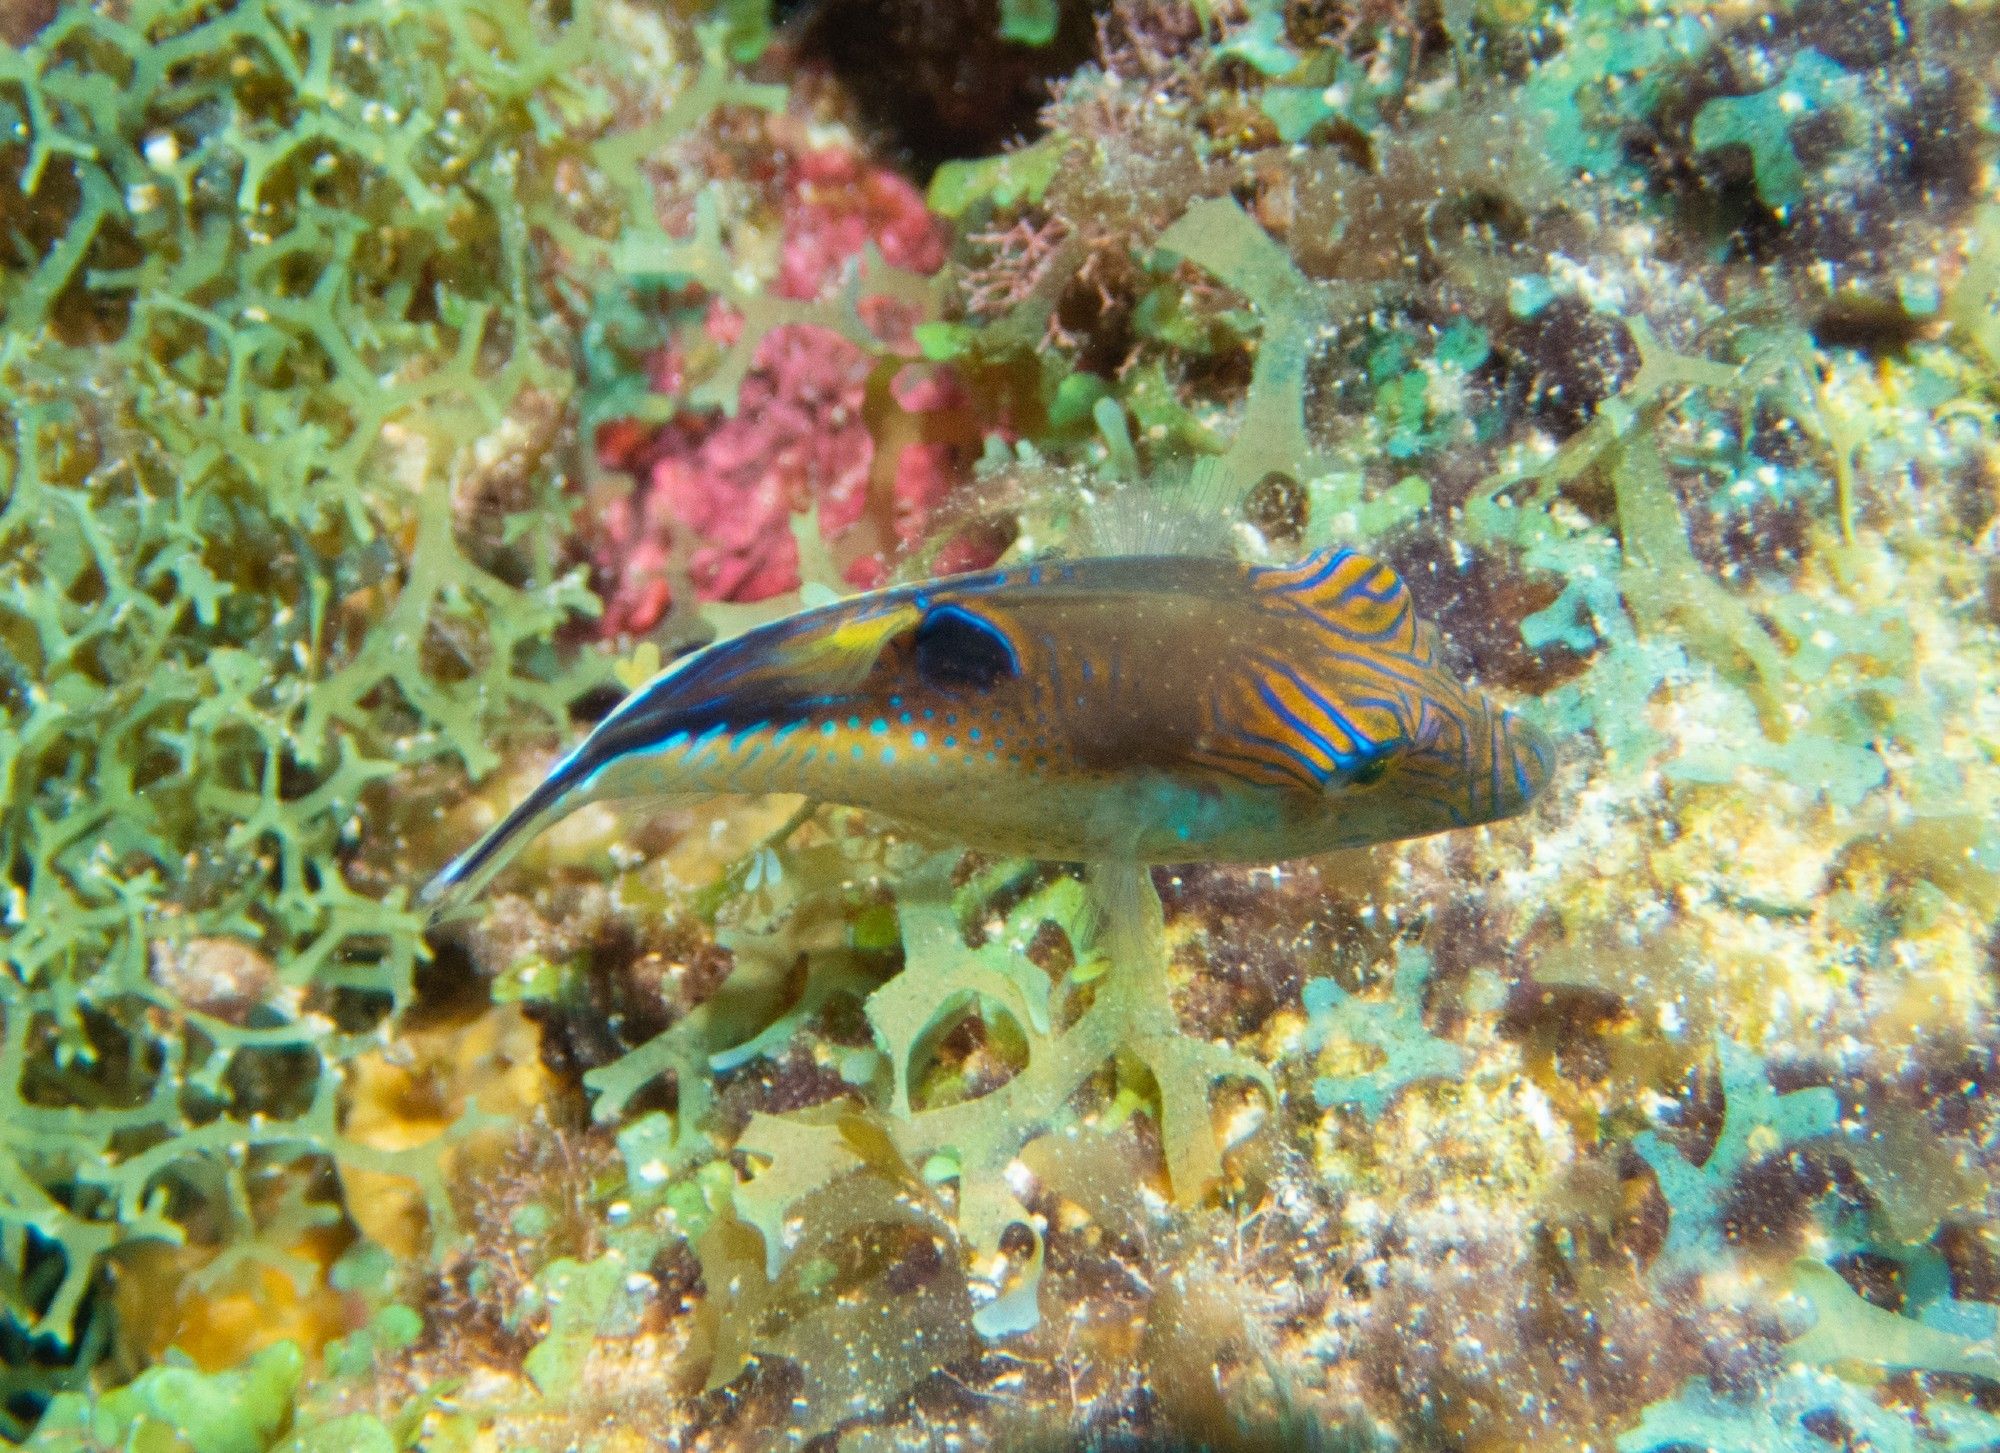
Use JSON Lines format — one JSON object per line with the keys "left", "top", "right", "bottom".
{"left": 416, "top": 769, "right": 582, "bottom": 924}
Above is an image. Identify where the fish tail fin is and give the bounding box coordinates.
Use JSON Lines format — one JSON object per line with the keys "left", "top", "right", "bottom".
{"left": 417, "top": 767, "right": 584, "bottom": 924}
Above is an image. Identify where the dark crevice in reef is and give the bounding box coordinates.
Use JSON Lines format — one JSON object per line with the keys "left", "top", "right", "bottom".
{"left": 788, "top": 0, "right": 1099, "bottom": 175}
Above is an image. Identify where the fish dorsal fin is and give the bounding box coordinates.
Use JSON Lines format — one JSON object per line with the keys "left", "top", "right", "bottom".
{"left": 1075, "top": 457, "right": 1243, "bottom": 558}
{"left": 1250, "top": 547, "right": 1421, "bottom": 656}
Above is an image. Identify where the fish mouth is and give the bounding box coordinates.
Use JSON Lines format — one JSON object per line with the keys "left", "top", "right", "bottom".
{"left": 1499, "top": 708, "right": 1556, "bottom": 812}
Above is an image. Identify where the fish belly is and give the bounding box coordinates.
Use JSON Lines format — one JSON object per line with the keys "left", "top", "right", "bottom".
{"left": 849, "top": 766, "right": 1307, "bottom": 863}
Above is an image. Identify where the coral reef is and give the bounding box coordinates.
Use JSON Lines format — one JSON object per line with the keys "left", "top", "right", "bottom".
{"left": 8, "top": 0, "right": 2000, "bottom": 1447}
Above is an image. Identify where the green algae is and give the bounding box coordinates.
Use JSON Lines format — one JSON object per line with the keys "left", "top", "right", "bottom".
{"left": 998, "top": 0, "right": 1061, "bottom": 48}
{"left": 1518, "top": 8, "right": 1711, "bottom": 179}
{"left": 1691, "top": 50, "right": 1862, "bottom": 212}
{"left": 1633, "top": 1038, "right": 1840, "bottom": 1282}
{"left": 1302, "top": 946, "right": 1465, "bottom": 1119}
{"left": 574, "top": 9, "right": 1998, "bottom": 1437}
{"left": 1455, "top": 311, "right": 1951, "bottom": 806}
{"left": 1620, "top": 1365, "right": 2000, "bottom": 1453}
{"left": 589, "top": 846, "right": 1272, "bottom": 1427}
{"left": 519, "top": 1255, "right": 625, "bottom": 1398}
{"left": 0, "top": 0, "right": 764, "bottom": 1421}
{"left": 8, "top": 0, "right": 2000, "bottom": 1445}
{"left": 547, "top": 829, "right": 1287, "bottom": 1439}
{"left": 486, "top": 3, "right": 2000, "bottom": 1446}
{"left": 1155, "top": 197, "right": 1329, "bottom": 495}
{"left": 276, "top": 1416, "right": 402, "bottom": 1453}
{"left": 21, "top": 1338, "right": 434, "bottom": 1453}
{"left": 926, "top": 136, "right": 1066, "bottom": 222}
{"left": 695, "top": 1154, "right": 976, "bottom": 1437}
{"left": 1785, "top": 1257, "right": 2000, "bottom": 1381}
{"left": 24, "top": 1343, "right": 302, "bottom": 1453}
{"left": 610, "top": 181, "right": 927, "bottom": 419}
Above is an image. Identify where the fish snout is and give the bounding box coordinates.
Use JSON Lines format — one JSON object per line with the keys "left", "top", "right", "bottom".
{"left": 1498, "top": 708, "right": 1555, "bottom": 814}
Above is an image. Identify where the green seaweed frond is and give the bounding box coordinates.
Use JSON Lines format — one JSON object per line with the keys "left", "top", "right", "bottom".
{"left": 1301, "top": 945, "right": 1466, "bottom": 1119}
{"left": 1155, "top": 197, "right": 1331, "bottom": 495}
{"left": 581, "top": 844, "right": 1273, "bottom": 1437}
{"left": 1632, "top": 1038, "right": 1839, "bottom": 1282}
{"left": 0, "top": 0, "right": 741, "bottom": 1394}
{"left": 1619, "top": 1363, "right": 2000, "bottom": 1453}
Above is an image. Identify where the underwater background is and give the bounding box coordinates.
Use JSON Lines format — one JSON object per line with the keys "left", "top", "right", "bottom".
{"left": 3, "top": 0, "right": 2000, "bottom": 1447}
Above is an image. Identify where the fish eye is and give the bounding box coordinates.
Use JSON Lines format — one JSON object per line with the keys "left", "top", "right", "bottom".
{"left": 912, "top": 604, "right": 1019, "bottom": 691}
{"left": 1349, "top": 755, "right": 1389, "bottom": 786}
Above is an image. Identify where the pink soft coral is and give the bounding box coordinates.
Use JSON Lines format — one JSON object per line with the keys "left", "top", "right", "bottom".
{"left": 588, "top": 145, "right": 965, "bottom": 638}
{"left": 780, "top": 148, "right": 946, "bottom": 300}
{"left": 658, "top": 322, "right": 874, "bottom": 605}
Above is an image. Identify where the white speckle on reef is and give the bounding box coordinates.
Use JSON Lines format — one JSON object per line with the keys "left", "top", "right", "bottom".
{"left": 1515, "top": 1080, "right": 1565, "bottom": 1147}
{"left": 1004, "top": 1158, "right": 1036, "bottom": 1200}
{"left": 1222, "top": 1097, "right": 1267, "bottom": 1150}
{"left": 1341, "top": 1196, "right": 1386, "bottom": 1238}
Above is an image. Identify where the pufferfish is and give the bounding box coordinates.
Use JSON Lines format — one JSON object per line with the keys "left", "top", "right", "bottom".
{"left": 421, "top": 546, "right": 1553, "bottom": 918}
